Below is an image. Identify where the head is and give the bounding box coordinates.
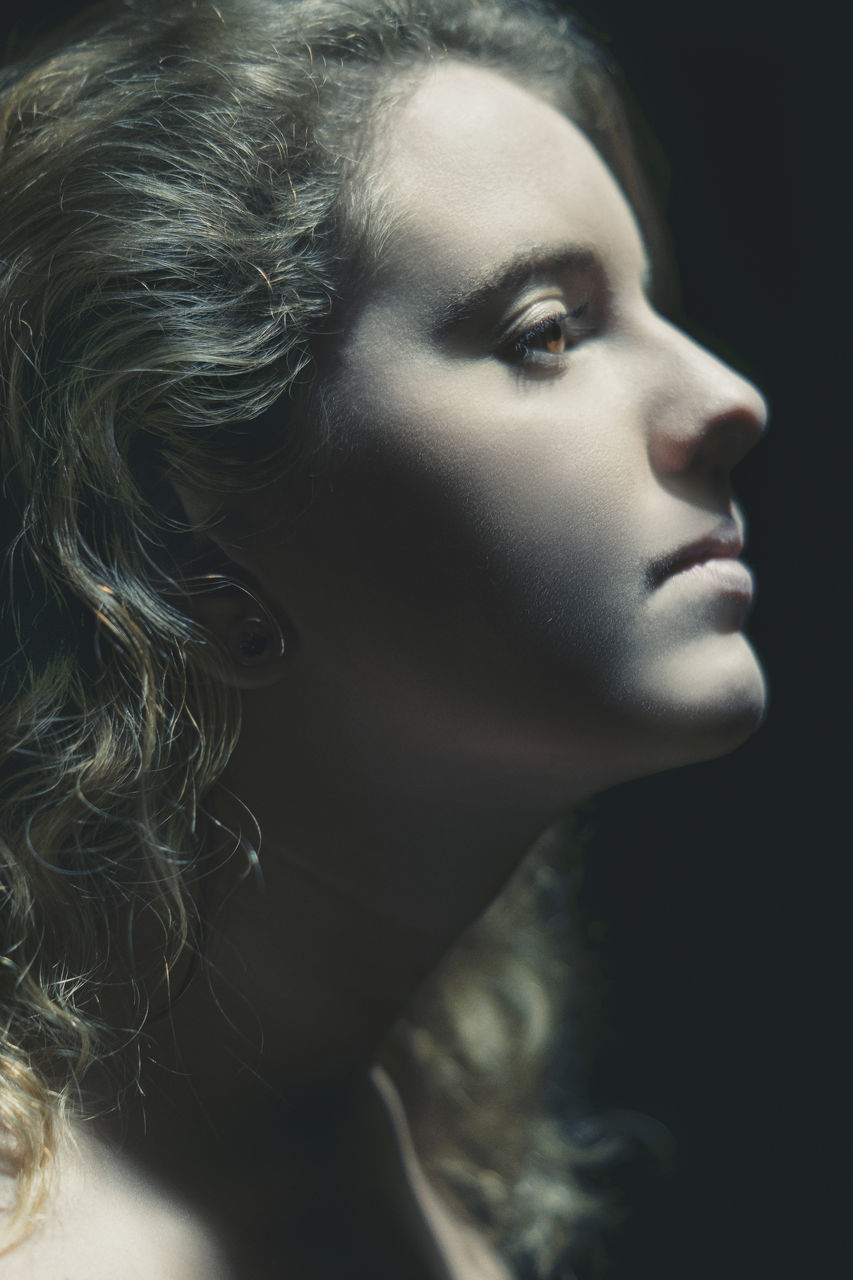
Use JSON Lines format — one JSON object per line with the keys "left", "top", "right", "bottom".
{"left": 0, "top": 0, "right": 765, "bottom": 1241}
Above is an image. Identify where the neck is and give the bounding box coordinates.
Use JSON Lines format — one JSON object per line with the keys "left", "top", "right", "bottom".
{"left": 91, "top": 662, "right": 590, "bottom": 1272}
{"left": 89, "top": 844, "right": 502, "bottom": 1277}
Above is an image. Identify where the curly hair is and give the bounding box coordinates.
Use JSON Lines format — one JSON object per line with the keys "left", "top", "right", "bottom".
{"left": 0, "top": 0, "right": 665, "bottom": 1270}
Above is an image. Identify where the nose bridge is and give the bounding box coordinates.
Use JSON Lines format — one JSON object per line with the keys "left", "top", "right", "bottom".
{"left": 645, "top": 312, "right": 769, "bottom": 474}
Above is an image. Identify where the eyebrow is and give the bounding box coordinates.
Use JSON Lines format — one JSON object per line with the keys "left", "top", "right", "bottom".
{"left": 432, "top": 241, "right": 653, "bottom": 334}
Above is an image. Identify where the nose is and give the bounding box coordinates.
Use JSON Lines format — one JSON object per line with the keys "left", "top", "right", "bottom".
{"left": 645, "top": 318, "right": 769, "bottom": 478}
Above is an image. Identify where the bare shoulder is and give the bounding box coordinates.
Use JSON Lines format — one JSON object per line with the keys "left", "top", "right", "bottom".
{"left": 0, "top": 1128, "right": 233, "bottom": 1280}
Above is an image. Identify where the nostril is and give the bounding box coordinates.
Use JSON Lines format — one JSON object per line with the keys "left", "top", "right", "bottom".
{"left": 651, "top": 411, "right": 763, "bottom": 478}
{"left": 689, "top": 424, "right": 743, "bottom": 476}
{"left": 723, "top": 420, "right": 758, "bottom": 468}
{"left": 707, "top": 404, "right": 768, "bottom": 469}
{"left": 647, "top": 322, "right": 769, "bottom": 476}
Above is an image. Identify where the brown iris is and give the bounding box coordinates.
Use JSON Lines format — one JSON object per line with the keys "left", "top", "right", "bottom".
{"left": 542, "top": 318, "right": 567, "bottom": 354}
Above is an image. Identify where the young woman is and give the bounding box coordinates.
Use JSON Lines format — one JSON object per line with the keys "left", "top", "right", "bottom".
{"left": 0, "top": 1, "right": 767, "bottom": 1275}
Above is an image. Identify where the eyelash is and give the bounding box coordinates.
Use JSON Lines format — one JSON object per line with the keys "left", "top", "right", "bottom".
{"left": 507, "top": 302, "right": 591, "bottom": 364}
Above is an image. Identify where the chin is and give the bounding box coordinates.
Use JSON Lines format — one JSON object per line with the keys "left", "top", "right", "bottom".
{"left": 656, "top": 639, "right": 768, "bottom": 767}
{"left": 685, "top": 686, "right": 766, "bottom": 763}
{"left": 617, "top": 635, "right": 768, "bottom": 777}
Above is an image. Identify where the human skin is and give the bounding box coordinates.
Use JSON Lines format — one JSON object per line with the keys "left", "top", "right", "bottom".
{"left": 2, "top": 61, "right": 768, "bottom": 1280}
{"left": 211, "top": 60, "right": 768, "bottom": 930}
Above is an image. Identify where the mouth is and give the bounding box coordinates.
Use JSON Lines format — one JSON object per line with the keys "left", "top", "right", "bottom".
{"left": 647, "top": 529, "right": 745, "bottom": 589}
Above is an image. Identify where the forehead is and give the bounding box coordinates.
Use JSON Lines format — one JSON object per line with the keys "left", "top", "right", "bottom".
{"left": 364, "top": 60, "right": 647, "bottom": 304}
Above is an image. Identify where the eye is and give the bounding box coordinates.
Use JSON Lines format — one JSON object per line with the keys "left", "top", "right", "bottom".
{"left": 504, "top": 302, "right": 591, "bottom": 366}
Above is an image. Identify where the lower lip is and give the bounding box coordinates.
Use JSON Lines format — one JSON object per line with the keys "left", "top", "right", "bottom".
{"left": 660, "top": 557, "right": 754, "bottom": 601}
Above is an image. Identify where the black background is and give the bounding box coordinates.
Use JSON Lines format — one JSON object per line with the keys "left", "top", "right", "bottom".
{"left": 561, "top": 3, "right": 845, "bottom": 1278}
{"left": 1, "top": 2, "right": 846, "bottom": 1277}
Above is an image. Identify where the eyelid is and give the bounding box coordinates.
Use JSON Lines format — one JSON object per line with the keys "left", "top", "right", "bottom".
{"left": 499, "top": 300, "right": 593, "bottom": 364}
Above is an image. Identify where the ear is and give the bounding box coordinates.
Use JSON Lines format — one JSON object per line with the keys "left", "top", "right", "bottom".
{"left": 186, "top": 579, "right": 289, "bottom": 689}
{"left": 169, "top": 479, "right": 292, "bottom": 691}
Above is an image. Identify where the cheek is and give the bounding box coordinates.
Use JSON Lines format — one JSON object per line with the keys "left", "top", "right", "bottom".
{"left": 320, "top": 365, "right": 644, "bottom": 673}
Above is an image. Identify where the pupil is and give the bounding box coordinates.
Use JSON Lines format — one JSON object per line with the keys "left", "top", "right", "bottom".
{"left": 545, "top": 321, "right": 564, "bottom": 354}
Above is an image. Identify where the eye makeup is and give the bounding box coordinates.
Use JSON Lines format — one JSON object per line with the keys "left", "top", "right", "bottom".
{"left": 503, "top": 301, "right": 593, "bottom": 365}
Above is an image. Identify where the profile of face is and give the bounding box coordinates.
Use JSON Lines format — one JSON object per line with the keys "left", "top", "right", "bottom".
{"left": 227, "top": 61, "right": 768, "bottom": 804}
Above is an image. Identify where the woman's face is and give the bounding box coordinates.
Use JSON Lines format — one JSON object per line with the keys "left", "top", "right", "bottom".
{"left": 244, "top": 61, "right": 767, "bottom": 794}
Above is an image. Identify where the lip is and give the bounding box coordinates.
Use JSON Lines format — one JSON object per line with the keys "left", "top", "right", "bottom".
{"left": 647, "top": 530, "right": 745, "bottom": 588}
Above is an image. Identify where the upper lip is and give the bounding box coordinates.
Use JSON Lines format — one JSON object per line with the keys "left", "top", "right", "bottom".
{"left": 647, "top": 526, "right": 744, "bottom": 587}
